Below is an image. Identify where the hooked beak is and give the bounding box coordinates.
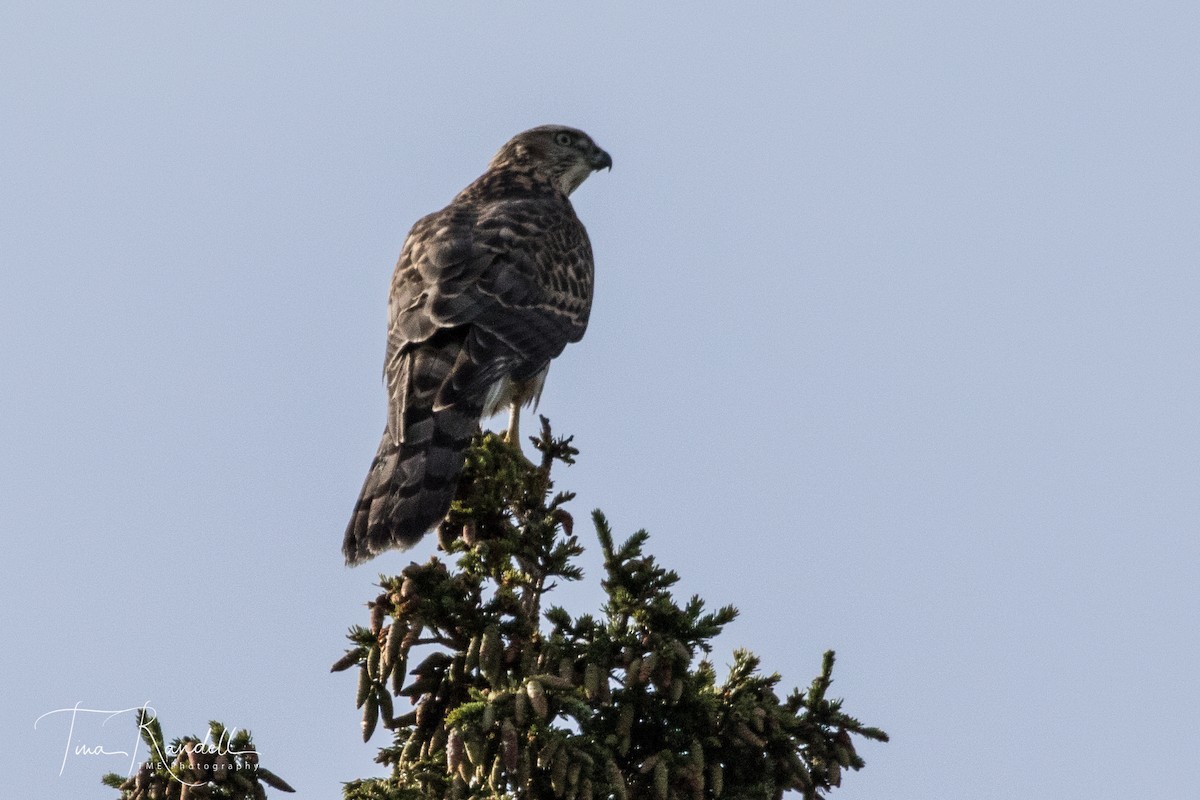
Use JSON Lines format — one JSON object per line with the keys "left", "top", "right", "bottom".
{"left": 590, "top": 146, "right": 613, "bottom": 172}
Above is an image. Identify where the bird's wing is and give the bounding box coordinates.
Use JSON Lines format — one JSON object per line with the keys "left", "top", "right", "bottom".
{"left": 383, "top": 194, "right": 593, "bottom": 443}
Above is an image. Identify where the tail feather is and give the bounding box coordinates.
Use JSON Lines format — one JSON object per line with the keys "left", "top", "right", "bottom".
{"left": 342, "top": 404, "right": 479, "bottom": 566}
{"left": 344, "top": 331, "right": 487, "bottom": 566}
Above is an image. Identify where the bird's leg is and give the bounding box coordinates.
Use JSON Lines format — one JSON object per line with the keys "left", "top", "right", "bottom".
{"left": 504, "top": 401, "right": 521, "bottom": 444}
{"left": 503, "top": 402, "right": 538, "bottom": 467}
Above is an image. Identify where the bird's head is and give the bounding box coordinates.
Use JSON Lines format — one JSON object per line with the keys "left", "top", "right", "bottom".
{"left": 489, "top": 125, "right": 612, "bottom": 195}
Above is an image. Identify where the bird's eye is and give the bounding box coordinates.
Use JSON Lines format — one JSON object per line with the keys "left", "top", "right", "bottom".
{"left": 555, "top": 132, "right": 573, "bottom": 146}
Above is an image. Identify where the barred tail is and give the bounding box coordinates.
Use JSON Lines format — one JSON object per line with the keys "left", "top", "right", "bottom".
{"left": 342, "top": 404, "right": 479, "bottom": 566}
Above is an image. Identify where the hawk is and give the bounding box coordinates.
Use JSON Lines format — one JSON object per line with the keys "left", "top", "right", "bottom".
{"left": 343, "top": 125, "right": 612, "bottom": 566}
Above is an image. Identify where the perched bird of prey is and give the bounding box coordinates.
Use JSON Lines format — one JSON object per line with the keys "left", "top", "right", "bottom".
{"left": 343, "top": 125, "right": 611, "bottom": 566}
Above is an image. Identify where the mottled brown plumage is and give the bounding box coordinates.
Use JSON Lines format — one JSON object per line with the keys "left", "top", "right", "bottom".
{"left": 344, "top": 126, "right": 611, "bottom": 565}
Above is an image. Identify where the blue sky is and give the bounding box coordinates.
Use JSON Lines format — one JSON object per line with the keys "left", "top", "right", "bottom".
{"left": 3, "top": 3, "right": 1199, "bottom": 798}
